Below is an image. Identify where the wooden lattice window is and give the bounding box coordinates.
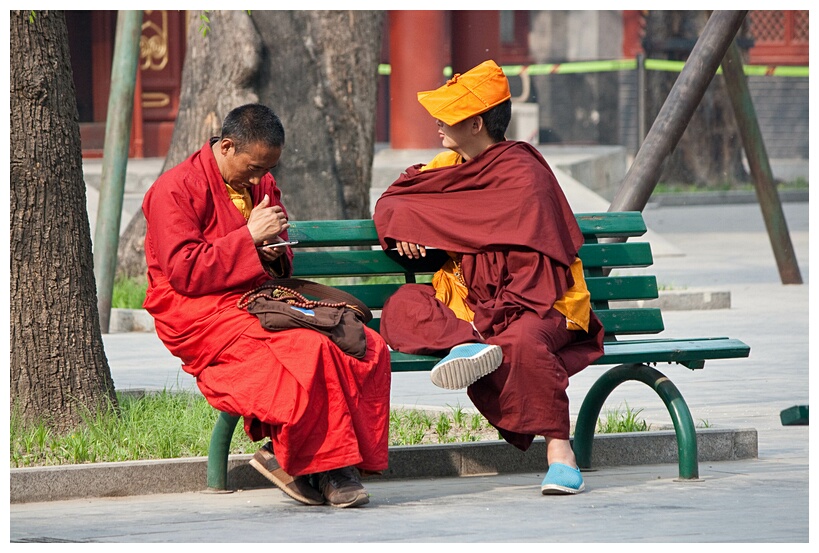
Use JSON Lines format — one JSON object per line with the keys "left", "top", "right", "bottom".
{"left": 748, "top": 10, "right": 809, "bottom": 65}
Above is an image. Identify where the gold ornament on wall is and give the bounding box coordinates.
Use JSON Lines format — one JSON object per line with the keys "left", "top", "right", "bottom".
{"left": 140, "top": 10, "right": 169, "bottom": 71}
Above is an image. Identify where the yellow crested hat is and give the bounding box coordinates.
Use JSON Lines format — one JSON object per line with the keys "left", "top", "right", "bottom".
{"left": 417, "top": 60, "right": 511, "bottom": 125}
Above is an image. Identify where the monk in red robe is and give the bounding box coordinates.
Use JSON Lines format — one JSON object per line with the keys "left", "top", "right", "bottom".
{"left": 142, "top": 104, "right": 390, "bottom": 508}
{"left": 373, "top": 61, "right": 605, "bottom": 495}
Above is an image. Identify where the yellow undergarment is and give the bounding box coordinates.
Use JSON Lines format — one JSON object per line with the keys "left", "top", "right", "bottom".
{"left": 432, "top": 255, "right": 474, "bottom": 322}
{"left": 226, "top": 183, "right": 253, "bottom": 220}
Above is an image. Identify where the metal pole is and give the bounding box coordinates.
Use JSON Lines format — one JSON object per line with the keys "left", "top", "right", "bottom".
{"left": 93, "top": 10, "right": 143, "bottom": 333}
{"left": 609, "top": 10, "right": 748, "bottom": 213}
{"left": 721, "top": 41, "right": 802, "bottom": 285}
{"left": 636, "top": 52, "right": 647, "bottom": 149}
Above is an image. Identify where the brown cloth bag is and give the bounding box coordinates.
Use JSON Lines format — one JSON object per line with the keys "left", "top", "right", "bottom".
{"left": 237, "top": 278, "right": 372, "bottom": 359}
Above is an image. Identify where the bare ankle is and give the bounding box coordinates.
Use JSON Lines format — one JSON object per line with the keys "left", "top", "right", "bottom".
{"left": 544, "top": 436, "right": 577, "bottom": 468}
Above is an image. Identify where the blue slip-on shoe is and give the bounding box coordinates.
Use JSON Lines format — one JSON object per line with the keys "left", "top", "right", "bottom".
{"left": 541, "top": 462, "right": 586, "bottom": 495}
{"left": 430, "top": 343, "right": 503, "bottom": 390}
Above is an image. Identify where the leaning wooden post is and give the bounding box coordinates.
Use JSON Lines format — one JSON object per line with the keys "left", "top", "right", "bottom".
{"left": 93, "top": 11, "right": 143, "bottom": 333}
{"left": 721, "top": 41, "right": 802, "bottom": 285}
{"left": 608, "top": 10, "right": 748, "bottom": 213}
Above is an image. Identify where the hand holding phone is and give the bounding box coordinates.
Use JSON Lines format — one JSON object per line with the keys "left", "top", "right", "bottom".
{"left": 261, "top": 240, "right": 299, "bottom": 249}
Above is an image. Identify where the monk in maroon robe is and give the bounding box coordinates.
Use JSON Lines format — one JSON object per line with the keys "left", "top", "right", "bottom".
{"left": 143, "top": 104, "right": 389, "bottom": 508}
{"left": 373, "top": 61, "right": 604, "bottom": 495}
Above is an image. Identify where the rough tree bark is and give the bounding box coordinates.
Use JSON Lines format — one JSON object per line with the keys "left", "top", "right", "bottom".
{"left": 116, "top": 10, "right": 384, "bottom": 279}
{"left": 253, "top": 10, "right": 383, "bottom": 221}
{"left": 10, "top": 10, "right": 118, "bottom": 431}
{"left": 643, "top": 10, "right": 750, "bottom": 186}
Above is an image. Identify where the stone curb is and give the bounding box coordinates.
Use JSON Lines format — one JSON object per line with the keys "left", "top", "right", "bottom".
{"left": 109, "top": 308, "right": 156, "bottom": 333}
{"left": 647, "top": 189, "right": 808, "bottom": 207}
{"left": 617, "top": 288, "right": 731, "bottom": 311}
{"left": 10, "top": 428, "right": 757, "bottom": 503}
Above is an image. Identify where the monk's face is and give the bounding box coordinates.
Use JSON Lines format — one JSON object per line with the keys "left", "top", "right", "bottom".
{"left": 218, "top": 139, "right": 282, "bottom": 190}
{"left": 437, "top": 119, "right": 471, "bottom": 151}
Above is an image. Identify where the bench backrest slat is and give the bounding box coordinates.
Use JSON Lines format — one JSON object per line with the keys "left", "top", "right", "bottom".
{"left": 585, "top": 275, "right": 658, "bottom": 302}
{"left": 288, "top": 212, "right": 650, "bottom": 244}
{"left": 596, "top": 308, "right": 664, "bottom": 336}
{"left": 287, "top": 212, "right": 664, "bottom": 339}
{"left": 578, "top": 242, "right": 653, "bottom": 270}
{"left": 291, "top": 250, "right": 450, "bottom": 278}
{"left": 576, "top": 212, "right": 647, "bottom": 238}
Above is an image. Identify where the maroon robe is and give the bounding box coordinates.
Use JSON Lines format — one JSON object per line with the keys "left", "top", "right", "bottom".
{"left": 374, "top": 141, "right": 604, "bottom": 449}
{"left": 142, "top": 141, "right": 391, "bottom": 476}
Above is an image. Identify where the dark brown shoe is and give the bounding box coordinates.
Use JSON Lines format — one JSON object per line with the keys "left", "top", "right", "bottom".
{"left": 249, "top": 443, "right": 324, "bottom": 506}
{"left": 318, "top": 466, "right": 369, "bottom": 508}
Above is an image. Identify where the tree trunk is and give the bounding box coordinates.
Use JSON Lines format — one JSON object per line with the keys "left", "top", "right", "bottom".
{"left": 10, "top": 10, "right": 117, "bottom": 431}
{"left": 117, "top": 10, "right": 384, "bottom": 278}
{"left": 253, "top": 10, "right": 383, "bottom": 221}
{"left": 643, "top": 10, "right": 750, "bottom": 186}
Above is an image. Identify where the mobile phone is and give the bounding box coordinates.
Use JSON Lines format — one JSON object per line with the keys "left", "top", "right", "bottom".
{"left": 261, "top": 240, "right": 299, "bottom": 249}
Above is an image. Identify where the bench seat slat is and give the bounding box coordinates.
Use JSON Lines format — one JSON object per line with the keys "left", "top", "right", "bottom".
{"left": 387, "top": 337, "right": 750, "bottom": 373}
{"left": 598, "top": 337, "right": 751, "bottom": 366}
{"left": 385, "top": 352, "right": 444, "bottom": 372}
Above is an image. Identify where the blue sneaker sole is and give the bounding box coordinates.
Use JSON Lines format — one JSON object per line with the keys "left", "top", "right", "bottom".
{"left": 541, "top": 481, "right": 586, "bottom": 495}
{"left": 430, "top": 345, "right": 502, "bottom": 390}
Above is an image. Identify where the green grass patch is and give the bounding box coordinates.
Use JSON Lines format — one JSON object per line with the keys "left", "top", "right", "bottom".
{"left": 10, "top": 391, "right": 259, "bottom": 468}
{"left": 10, "top": 391, "right": 261, "bottom": 468}
{"left": 653, "top": 177, "right": 808, "bottom": 195}
{"left": 596, "top": 403, "right": 651, "bottom": 433}
{"left": 11, "top": 392, "right": 661, "bottom": 468}
{"left": 657, "top": 282, "right": 685, "bottom": 291}
{"left": 112, "top": 275, "right": 148, "bottom": 309}
{"left": 388, "top": 405, "right": 500, "bottom": 445}
{"left": 10, "top": 395, "right": 502, "bottom": 468}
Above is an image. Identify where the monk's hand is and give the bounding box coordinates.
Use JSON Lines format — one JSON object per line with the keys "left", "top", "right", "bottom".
{"left": 257, "top": 241, "right": 286, "bottom": 262}
{"left": 395, "top": 241, "right": 426, "bottom": 259}
{"left": 247, "top": 194, "right": 290, "bottom": 244}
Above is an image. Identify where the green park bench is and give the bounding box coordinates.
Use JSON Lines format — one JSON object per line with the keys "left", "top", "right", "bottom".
{"left": 206, "top": 211, "right": 751, "bottom": 491}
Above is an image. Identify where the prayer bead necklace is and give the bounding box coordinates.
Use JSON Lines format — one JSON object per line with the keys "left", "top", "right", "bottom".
{"left": 452, "top": 257, "right": 467, "bottom": 287}
{"left": 237, "top": 282, "right": 368, "bottom": 320}
{"left": 237, "top": 283, "right": 348, "bottom": 310}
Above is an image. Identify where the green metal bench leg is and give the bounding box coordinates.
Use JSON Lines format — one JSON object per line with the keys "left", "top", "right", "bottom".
{"left": 780, "top": 404, "right": 809, "bottom": 426}
{"left": 573, "top": 363, "right": 700, "bottom": 480}
{"left": 207, "top": 411, "right": 241, "bottom": 491}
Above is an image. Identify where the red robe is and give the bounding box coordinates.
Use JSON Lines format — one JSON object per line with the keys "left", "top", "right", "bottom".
{"left": 374, "top": 141, "right": 604, "bottom": 449}
{"left": 142, "top": 141, "right": 391, "bottom": 476}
